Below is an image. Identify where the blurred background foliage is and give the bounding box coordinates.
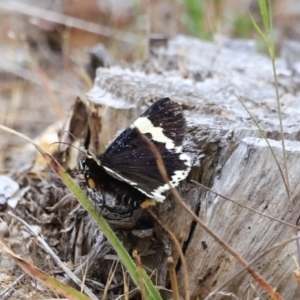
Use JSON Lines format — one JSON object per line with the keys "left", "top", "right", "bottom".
{"left": 1, "top": 0, "right": 299, "bottom": 57}
{"left": 0, "top": 0, "right": 299, "bottom": 147}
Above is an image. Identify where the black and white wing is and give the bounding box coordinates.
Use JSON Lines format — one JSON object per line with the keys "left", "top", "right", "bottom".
{"left": 99, "top": 97, "right": 191, "bottom": 202}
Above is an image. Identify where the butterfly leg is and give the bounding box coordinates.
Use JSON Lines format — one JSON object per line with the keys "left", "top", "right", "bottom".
{"left": 139, "top": 199, "right": 156, "bottom": 209}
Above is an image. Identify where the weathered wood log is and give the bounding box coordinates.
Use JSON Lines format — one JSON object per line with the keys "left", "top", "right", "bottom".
{"left": 84, "top": 35, "right": 300, "bottom": 299}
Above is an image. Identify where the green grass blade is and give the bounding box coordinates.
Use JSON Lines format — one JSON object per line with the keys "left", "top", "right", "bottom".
{"left": 182, "top": 0, "right": 210, "bottom": 40}
{"left": 0, "top": 124, "right": 163, "bottom": 300}
{"left": 267, "top": 0, "right": 275, "bottom": 60}
{"left": 258, "top": 0, "right": 269, "bottom": 31}
{"left": 250, "top": 15, "right": 268, "bottom": 46}
{"left": 52, "top": 159, "right": 163, "bottom": 300}
{"left": 235, "top": 97, "right": 289, "bottom": 194}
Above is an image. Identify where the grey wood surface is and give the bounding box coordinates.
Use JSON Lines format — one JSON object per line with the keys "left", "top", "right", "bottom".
{"left": 86, "top": 35, "right": 300, "bottom": 299}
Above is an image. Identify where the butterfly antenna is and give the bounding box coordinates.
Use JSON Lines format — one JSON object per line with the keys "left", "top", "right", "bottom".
{"left": 49, "top": 141, "right": 87, "bottom": 155}
{"left": 60, "top": 130, "right": 91, "bottom": 154}
{"left": 60, "top": 130, "right": 81, "bottom": 144}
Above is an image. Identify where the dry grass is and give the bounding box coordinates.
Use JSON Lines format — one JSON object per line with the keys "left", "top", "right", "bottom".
{"left": 1, "top": 1, "right": 300, "bottom": 300}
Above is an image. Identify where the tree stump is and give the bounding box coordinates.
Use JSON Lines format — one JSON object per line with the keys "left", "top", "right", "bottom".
{"left": 85, "top": 35, "right": 300, "bottom": 299}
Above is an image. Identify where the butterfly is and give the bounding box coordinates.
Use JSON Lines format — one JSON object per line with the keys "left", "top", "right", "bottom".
{"left": 79, "top": 97, "right": 191, "bottom": 209}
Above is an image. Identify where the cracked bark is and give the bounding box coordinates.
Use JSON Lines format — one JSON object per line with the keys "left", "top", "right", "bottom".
{"left": 85, "top": 36, "right": 300, "bottom": 299}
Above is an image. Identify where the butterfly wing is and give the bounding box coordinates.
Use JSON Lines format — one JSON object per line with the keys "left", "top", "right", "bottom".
{"left": 99, "top": 97, "right": 191, "bottom": 202}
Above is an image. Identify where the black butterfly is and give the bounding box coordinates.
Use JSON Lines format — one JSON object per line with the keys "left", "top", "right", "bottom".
{"left": 79, "top": 97, "right": 191, "bottom": 209}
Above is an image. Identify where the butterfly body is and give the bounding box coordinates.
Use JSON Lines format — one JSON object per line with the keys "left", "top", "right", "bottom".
{"left": 80, "top": 154, "right": 149, "bottom": 208}
{"left": 80, "top": 97, "right": 191, "bottom": 208}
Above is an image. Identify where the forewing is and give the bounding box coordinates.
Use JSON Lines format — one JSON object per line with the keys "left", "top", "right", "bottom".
{"left": 100, "top": 97, "right": 191, "bottom": 201}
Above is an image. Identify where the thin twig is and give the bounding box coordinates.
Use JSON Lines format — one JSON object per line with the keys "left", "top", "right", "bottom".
{"left": 204, "top": 235, "right": 300, "bottom": 299}
{"left": 147, "top": 209, "right": 190, "bottom": 300}
{"left": 138, "top": 130, "right": 283, "bottom": 300}
{"left": 192, "top": 180, "right": 300, "bottom": 230}
{"left": 133, "top": 251, "right": 146, "bottom": 300}
{"left": 167, "top": 257, "right": 180, "bottom": 300}
{"left": 237, "top": 95, "right": 289, "bottom": 193}
{"left": 0, "top": 274, "right": 24, "bottom": 299}
{"left": 62, "top": 236, "right": 110, "bottom": 287}
{"left": 138, "top": 132, "right": 190, "bottom": 300}
{"left": 7, "top": 211, "right": 98, "bottom": 300}
{"left": 271, "top": 58, "right": 300, "bottom": 262}
{"left": 237, "top": 76, "right": 300, "bottom": 262}
{"left": 102, "top": 260, "right": 119, "bottom": 300}
{"left": 238, "top": 92, "right": 300, "bottom": 260}
{"left": 249, "top": 0, "right": 300, "bottom": 264}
